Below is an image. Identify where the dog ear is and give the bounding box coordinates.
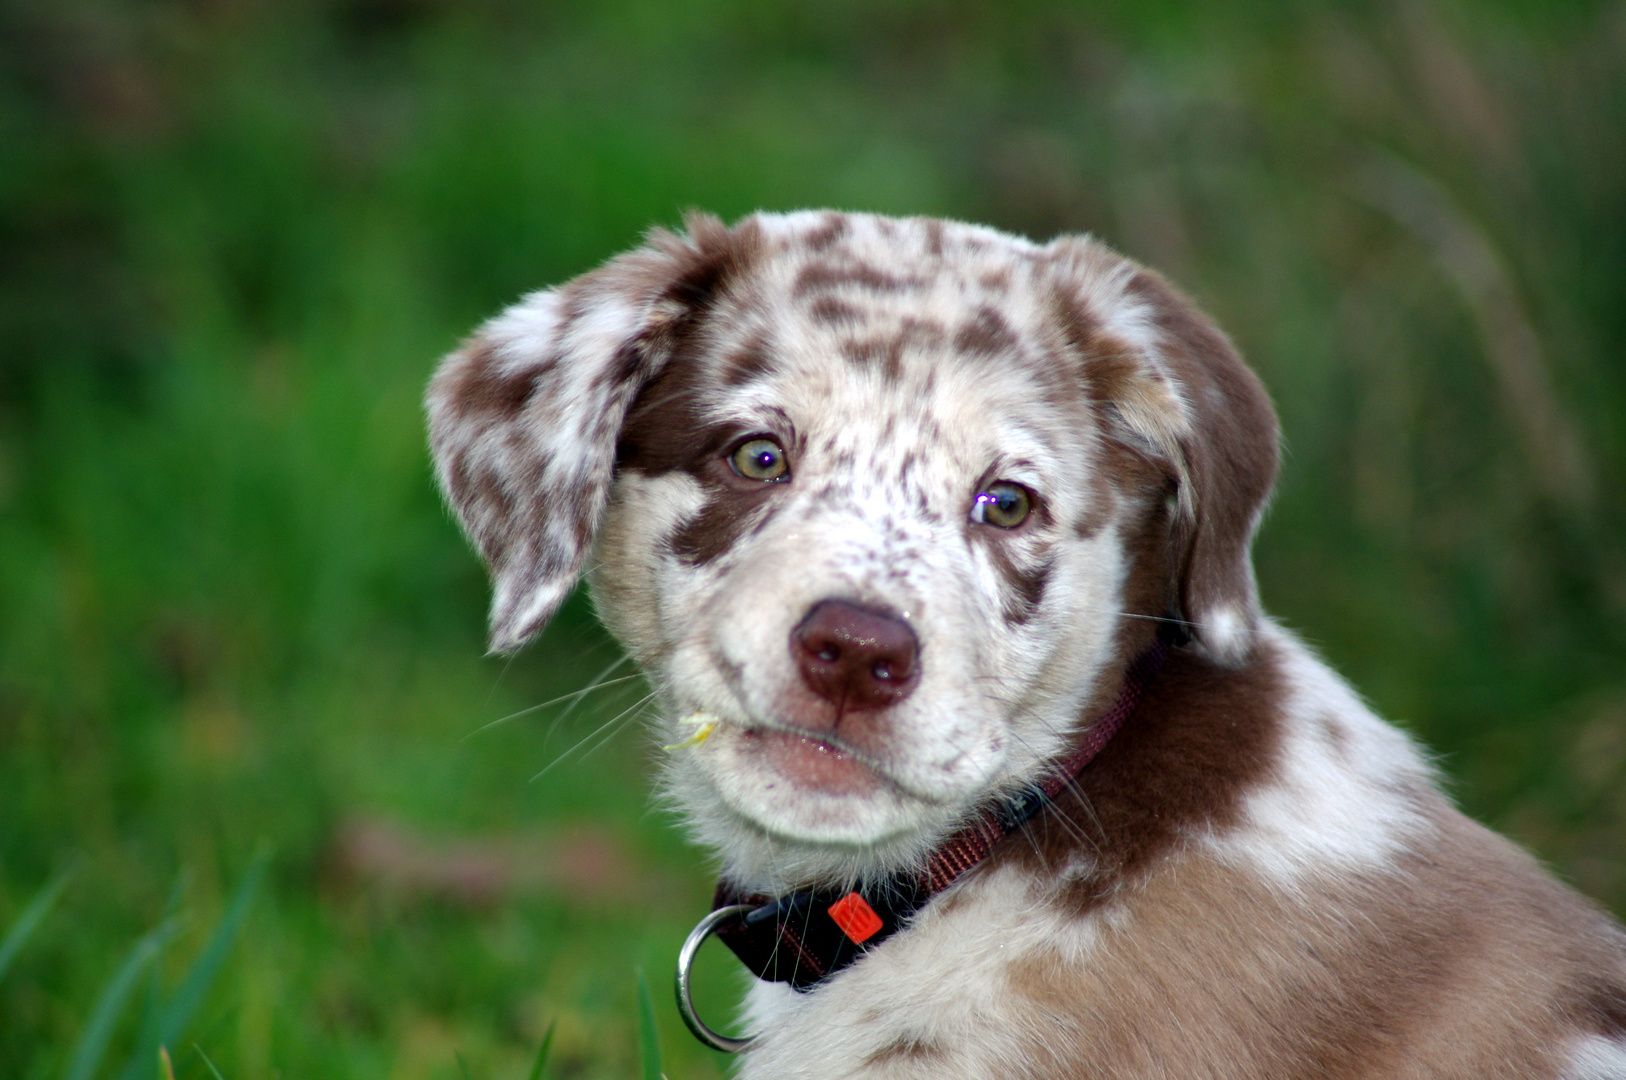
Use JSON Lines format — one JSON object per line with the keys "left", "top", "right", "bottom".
{"left": 426, "top": 214, "right": 761, "bottom": 653}
{"left": 1054, "top": 247, "right": 1279, "bottom": 665}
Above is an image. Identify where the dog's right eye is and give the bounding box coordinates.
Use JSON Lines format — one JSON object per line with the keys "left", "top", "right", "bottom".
{"left": 729, "top": 438, "right": 790, "bottom": 482}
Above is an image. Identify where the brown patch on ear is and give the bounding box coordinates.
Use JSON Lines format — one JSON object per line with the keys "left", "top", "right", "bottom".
{"left": 428, "top": 213, "right": 770, "bottom": 653}
{"left": 1125, "top": 268, "right": 1278, "bottom": 664}
{"left": 1051, "top": 250, "right": 1277, "bottom": 665}
{"left": 437, "top": 338, "right": 550, "bottom": 420}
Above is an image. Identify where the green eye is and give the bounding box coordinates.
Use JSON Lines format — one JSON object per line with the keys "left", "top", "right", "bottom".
{"left": 971, "top": 482, "right": 1032, "bottom": 528}
{"left": 729, "top": 438, "right": 789, "bottom": 481}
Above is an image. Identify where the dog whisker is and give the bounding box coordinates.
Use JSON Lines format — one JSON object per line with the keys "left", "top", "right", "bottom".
{"left": 461, "top": 666, "right": 641, "bottom": 742}
{"left": 528, "top": 690, "right": 657, "bottom": 781}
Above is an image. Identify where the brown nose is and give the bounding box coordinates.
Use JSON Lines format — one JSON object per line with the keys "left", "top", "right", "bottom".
{"left": 792, "top": 599, "right": 920, "bottom": 711}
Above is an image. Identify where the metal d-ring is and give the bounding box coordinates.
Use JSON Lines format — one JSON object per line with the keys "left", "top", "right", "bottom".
{"left": 675, "top": 904, "right": 758, "bottom": 1053}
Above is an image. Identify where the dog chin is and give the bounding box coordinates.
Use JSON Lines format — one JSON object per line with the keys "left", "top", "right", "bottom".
{"left": 694, "top": 724, "right": 950, "bottom": 849}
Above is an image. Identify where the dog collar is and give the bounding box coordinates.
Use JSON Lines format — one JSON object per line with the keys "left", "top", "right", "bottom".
{"left": 675, "top": 636, "right": 1170, "bottom": 1052}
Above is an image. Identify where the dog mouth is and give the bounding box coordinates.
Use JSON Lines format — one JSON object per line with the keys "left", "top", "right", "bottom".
{"left": 741, "top": 727, "right": 884, "bottom": 796}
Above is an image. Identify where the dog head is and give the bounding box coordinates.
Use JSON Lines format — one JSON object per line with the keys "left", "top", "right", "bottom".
{"left": 427, "top": 211, "right": 1277, "bottom": 889}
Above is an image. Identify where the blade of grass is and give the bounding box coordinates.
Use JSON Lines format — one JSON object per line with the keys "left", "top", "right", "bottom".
{"left": 523, "top": 1020, "right": 556, "bottom": 1080}
{"left": 128, "top": 874, "right": 194, "bottom": 1080}
{"left": 636, "top": 969, "right": 662, "bottom": 1080}
{"left": 455, "top": 1050, "right": 473, "bottom": 1080}
{"left": 0, "top": 867, "right": 74, "bottom": 985}
{"left": 158, "top": 1047, "right": 176, "bottom": 1080}
{"left": 193, "top": 1045, "right": 227, "bottom": 1080}
{"left": 116, "top": 845, "right": 271, "bottom": 1080}
{"left": 63, "top": 916, "right": 183, "bottom": 1080}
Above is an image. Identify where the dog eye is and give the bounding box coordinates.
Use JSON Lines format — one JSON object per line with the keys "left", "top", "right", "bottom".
{"left": 729, "top": 438, "right": 790, "bottom": 482}
{"left": 971, "top": 482, "right": 1032, "bottom": 528}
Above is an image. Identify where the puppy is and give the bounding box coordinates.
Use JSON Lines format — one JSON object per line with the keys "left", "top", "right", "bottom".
{"left": 427, "top": 211, "right": 1626, "bottom": 1078}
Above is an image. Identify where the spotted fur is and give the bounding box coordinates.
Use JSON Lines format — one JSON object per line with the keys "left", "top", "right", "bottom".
{"left": 428, "top": 211, "right": 1626, "bottom": 1078}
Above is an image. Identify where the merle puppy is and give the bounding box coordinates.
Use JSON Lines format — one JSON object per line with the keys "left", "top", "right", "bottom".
{"left": 428, "top": 211, "right": 1626, "bottom": 1079}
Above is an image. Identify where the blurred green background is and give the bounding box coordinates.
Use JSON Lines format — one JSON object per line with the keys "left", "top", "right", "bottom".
{"left": 2, "top": 0, "right": 1623, "bottom": 1076}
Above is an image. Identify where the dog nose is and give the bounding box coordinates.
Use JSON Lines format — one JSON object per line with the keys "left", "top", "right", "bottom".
{"left": 792, "top": 599, "right": 920, "bottom": 711}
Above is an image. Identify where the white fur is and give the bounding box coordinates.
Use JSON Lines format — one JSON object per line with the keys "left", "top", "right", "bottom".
{"left": 1566, "top": 1037, "right": 1626, "bottom": 1080}
{"left": 1200, "top": 625, "right": 1435, "bottom": 888}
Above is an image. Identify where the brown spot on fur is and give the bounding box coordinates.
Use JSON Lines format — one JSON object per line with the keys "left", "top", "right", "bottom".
{"left": 863, "top": 1035, "right": 944, "bottom": 1066}
{"left": 1006, "top": 637, "right": 1286, "bottom": 903}
{"left": 840, "top": 334, "right": 904, "bottom": 381}
{"left": 617, "top": 339, "right": 791, "bottom": 567}
{"left": 1571, "top": 977, "right": 1626, "bottom": 1037}
{"left": 669, "top": 489, "right": 780, "bottom": 566}
{"left": 952, "top": 305, "right": 1018, "bottom": 358}
{"left": 924, "top": 218, "right": 944, "bottom": 256}
{"left": 656, "top": 212, "right": 766, "bottom": 315}
{"left": 809, "top": 296, "right": 861, "bottom": 325}
{"left": 803, "top": 211, "right": 848, "bottom": 252}
{"left": 793, "top": 260, "right": 920, "bottom": 297}
{"left": 1073, "top": 481, "right": 1114, "bottom": 541}
{"left": 721, "top": 331, "right": 774, "bottom": 386}
{"left": 1319, "top": 714, "right": 1352, "bottom": 757}
{"left": 440, "top": 338, "right": 549, "bottom": 420}
{"left": 985, "top": 545, "right": 1051, "bottom": 625}
{"left": 978, "top": 268, "right": 1012, "bottom": 292}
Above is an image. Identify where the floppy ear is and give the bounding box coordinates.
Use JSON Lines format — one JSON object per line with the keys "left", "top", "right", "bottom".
{"left": 426, "top": 214, "right": 760, "bottom": 653}
{"left": 1054, "top": 244, "right": 1279, "bottom": 665}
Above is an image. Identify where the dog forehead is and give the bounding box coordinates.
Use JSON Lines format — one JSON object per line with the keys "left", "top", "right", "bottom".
{"left": 692, "top": 213, "right": 1087, "bottom": 452}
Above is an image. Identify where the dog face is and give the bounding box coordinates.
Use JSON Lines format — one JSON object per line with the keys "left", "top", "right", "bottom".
{"left": 427, "top": 212, "right": 1277, "bottom": 889}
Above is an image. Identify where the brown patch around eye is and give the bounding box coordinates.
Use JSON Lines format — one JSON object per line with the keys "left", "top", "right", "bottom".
{"left": 670, "top": 485, "right": 780, "bottom": 566}
{"left": 619, "top": 352, "right": 796, "bottom": 566}
{"left": 986, "top": 545, "right": 1052, "bottom": 626}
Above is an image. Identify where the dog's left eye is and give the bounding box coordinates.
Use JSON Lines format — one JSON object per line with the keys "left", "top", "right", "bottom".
{"left": 729, "top": 438, "right": 790, "bottom": 481}
{"left": 971, "top": 482, "right": 1032, "bottom": 528}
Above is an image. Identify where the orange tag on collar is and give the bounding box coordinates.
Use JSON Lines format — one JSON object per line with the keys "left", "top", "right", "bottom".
{"left": 826, "top": 891, "right": 883, "bottom": 944}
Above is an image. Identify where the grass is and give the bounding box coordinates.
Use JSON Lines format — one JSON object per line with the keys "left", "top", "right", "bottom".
{"left": 1, "top": 0, "right": 1622, "bottom": 1076}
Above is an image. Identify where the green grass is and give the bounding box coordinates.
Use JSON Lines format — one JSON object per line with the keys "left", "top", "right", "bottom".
{"left": 1, "top": 0, "right": 1622, "bottom": 1076}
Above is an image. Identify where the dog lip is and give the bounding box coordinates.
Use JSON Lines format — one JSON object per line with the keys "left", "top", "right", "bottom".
{"left": 742, "top": 726, "right": 885, "bottom": 796}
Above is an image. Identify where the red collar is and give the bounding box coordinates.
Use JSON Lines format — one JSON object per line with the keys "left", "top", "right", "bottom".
{"left": 706, "top": 636, "right": 1169, "bottom": 993}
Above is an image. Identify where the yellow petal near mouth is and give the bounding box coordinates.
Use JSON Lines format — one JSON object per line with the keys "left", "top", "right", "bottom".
{"left": 662, "top": 712, "right": 720, "bottom": 751}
